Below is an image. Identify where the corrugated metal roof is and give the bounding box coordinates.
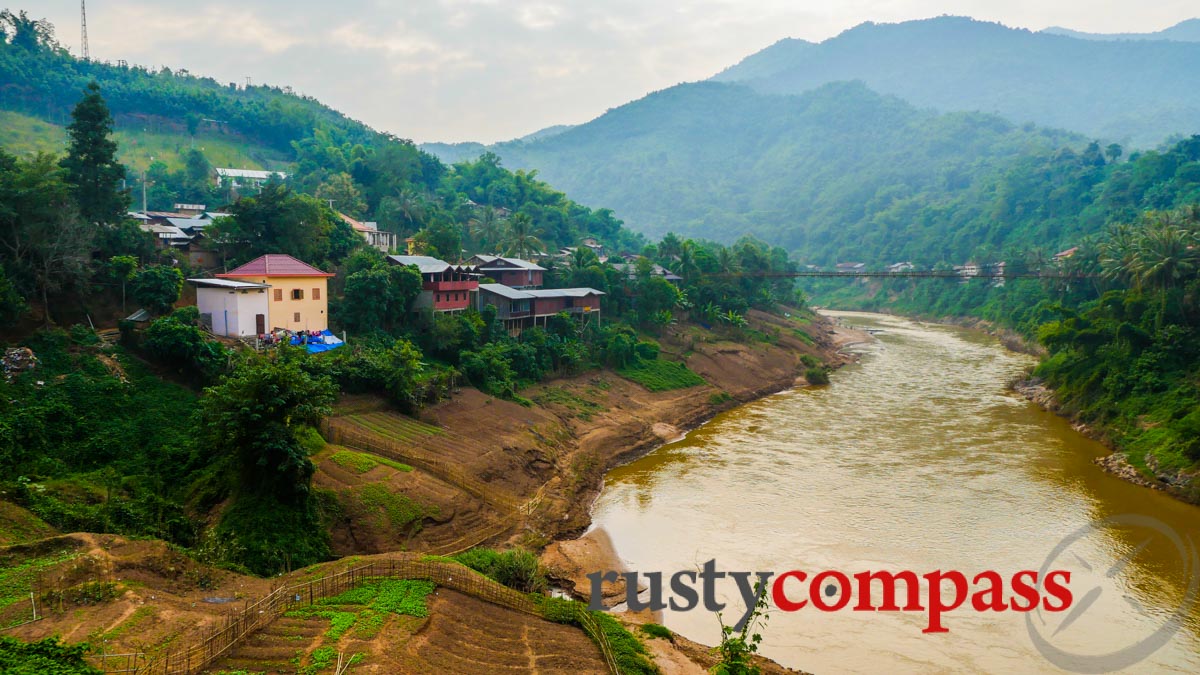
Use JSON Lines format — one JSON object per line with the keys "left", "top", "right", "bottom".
{"left": 525, "top": 288, "right": 605, "bottom": 298}
{"left": 387, "top": 254, "right": 454, "bottom": 275}
{"left": 478, "top": 283, "right": 535, "bottom": 300}
{"left": 139, "top": 223, "right": 190, "bottom": 238}
{"left": 188, "top": 278, "right": 271, "bottom": 289}
{"left": 165, "top": 217, "right": 208, "bottom": 229}
{"left": 215, "top": 168, "right": 288, "bottom": 180}
{"left": 470, "top": 255, "right": 546, "bottom": 271}
{"left": 217, "top": 254, "right": 333, "bottom": 278}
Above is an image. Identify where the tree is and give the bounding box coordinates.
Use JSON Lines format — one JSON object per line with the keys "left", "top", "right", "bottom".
{"left": 0, "top": 152, "right": 93, "bottom": 323}
{"left": 212, "top": 182, "right": 350, "bottom": 265}
{"left": 468, "top": 206, "right": 504, "bottom": 253}
{"left": 198, "top": 349, "right": 335, "bottom": 501}
{"left": 131, "top": 265, "right": 183, "bottom": 315}
{"left": 60, "top": 82, "right": 129, "bottom": 224}
{"left": 108, "top": 255, "right": 138, "bottom": 313}
{"left": 315, "top": 172, "right": 367, "bottom": 218}
{"left": 503, "top": 213, "right": 544, "bottom": 259}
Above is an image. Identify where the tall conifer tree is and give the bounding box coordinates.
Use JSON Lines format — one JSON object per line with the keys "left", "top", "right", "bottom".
{"left": 61, "top": 82, "right": 128, "bottom": 224}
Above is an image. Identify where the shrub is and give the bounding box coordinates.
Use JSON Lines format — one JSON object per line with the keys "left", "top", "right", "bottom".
{"left": 641, "top": 623, "right": 673, "bottom": 640}
{"left": 804, "top": 366, "right": 830, "bottom": 385}
{"left": 453, "top": 547, "right": 547, "bottom": 593}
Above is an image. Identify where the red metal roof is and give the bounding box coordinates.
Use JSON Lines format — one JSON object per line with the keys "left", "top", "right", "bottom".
{"left": 216, "top": 254, "right": 334, "bottom": 278}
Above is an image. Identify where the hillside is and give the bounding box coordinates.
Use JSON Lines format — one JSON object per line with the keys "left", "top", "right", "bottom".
{"left": 712, "top": 16, "right": 1200, "bottom": 147}
{"left": 432, "top": 79, "right": 1088, "bottom": 262}
{"left": 0, "top": 109, "right": 287, "bottom": 172}
{"left": 0, "top": 17, "right": 382, "bottom": 156}
{"left": 1042, "top": 18, "right": 1200, "bottom": 42}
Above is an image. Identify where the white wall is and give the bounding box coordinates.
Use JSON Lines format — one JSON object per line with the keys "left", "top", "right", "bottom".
{"left": 196, "top": 287, "right": 270, "bottom": 336}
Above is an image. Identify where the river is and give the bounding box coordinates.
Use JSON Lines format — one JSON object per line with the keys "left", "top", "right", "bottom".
{"left": 590, "top": 312, "right": 1200, "bottom": 673}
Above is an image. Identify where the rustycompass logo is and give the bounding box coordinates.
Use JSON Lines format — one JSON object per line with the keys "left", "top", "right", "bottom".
{"left": 1027, "top": 514, "right": 1199, "bottom": 673}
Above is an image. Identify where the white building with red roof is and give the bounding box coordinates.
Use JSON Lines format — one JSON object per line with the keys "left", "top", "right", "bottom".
{"left": 198, "top": 254, "right": 335, "bottom": 333}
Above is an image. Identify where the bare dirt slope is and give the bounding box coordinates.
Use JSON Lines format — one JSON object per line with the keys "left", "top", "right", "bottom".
{"left": 321, "top": 310, "right": 853, "bottom": 556}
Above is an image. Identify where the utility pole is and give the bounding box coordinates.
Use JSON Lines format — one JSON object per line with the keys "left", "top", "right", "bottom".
{"left": 80, "top": 0, "right": 90, "bottom": 60}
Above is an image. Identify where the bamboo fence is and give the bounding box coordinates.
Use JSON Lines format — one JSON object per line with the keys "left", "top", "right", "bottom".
{"left": 86, "top": 557, "right": 619, "bottom": 675}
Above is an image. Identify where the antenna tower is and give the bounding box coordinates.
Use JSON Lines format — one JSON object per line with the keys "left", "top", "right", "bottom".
{"left": 80, "top": 1, "right": 90, "bottom": 60}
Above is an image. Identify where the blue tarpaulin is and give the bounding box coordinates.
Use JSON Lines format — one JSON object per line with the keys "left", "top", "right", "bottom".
{"left": 290, "top": 329, "right": 344, "bottom": 353}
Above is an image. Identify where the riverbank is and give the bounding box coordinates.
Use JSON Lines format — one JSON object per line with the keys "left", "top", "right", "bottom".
{"left": 319, "top": 307, "right": 852, "bottom": 673}
{"left": 833, "top": 307, "right": 1200, "bottom": 503}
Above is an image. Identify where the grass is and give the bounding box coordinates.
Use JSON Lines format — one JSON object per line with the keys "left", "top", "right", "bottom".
{"left": 0, "top": 542, "right": 81, "bottom": 622}
{"left": 617, "top": 359, "right": 707, "bottom": 392}
{"left": 533, "top": 387, "right": 606, "bottom": 420}
{"left": 0, "top": 110, "right": 290, "bottom": 173}
{"left": 327, "top": 449, "right": 412, "bottom": 475}
{"left": 640, "top": 623, "right": 672, "bottom": 640}
{"left": 286, "top": 578, "right": 435, "bottom": 646}
{"left": 356, "top": 485, "right": 427, "bottom": 531}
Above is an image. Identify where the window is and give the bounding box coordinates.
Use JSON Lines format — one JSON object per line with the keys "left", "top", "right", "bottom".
{"left": 274, "top": 289, "right": 283, "bottom": 301}
{"left": 312, "top": 287, "right": 321, "bottom": 300}
{"left": 293, "top": 312, "right": 301, "bottom": 322}
{"left": 292, "top": 288, "right": 304, "bottom": 300}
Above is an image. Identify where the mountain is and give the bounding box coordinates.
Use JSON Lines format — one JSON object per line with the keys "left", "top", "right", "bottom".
{"left": 452, "top": 79, "right": 1097, "bottom": 263}
{"left": 712, "top": 16, "right": 1200, "bottom": 147}
{"left": 420, "top": 124, "right": 575, "bottom": 166}
{"left": 1042, "top": 19, "right": 1200, "bottom": 42}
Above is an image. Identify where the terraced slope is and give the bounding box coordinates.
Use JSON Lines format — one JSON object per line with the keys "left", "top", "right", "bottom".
{"left": 205, "top": 585, "right": 607, "bottom": 674}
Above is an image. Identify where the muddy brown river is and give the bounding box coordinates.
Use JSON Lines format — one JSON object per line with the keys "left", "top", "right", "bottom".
{"left": 591, "top": 312, "right": 1200, "bottom": 673}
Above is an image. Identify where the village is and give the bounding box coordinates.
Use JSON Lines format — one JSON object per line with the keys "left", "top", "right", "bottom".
{"left": 120, "top": 165, "right": 703, "bottom": 353}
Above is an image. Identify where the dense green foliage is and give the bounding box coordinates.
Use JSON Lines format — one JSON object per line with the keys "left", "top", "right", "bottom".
{"left": 617, "top": 359, "right": 706, "bottom": 392}
{"left": 448, "top": 80, "right": 1084, "bottom": 255}
{"left": 0, "top": 636, "right": 100, "bottom": 675}
{"left": 1031, "top": 209, "right": 1200, "bottom": 487}
{"left": 452, "top": 547, "right": 548, "bottom": 594}
{"left": 713, "top": 16, "right": 1200, "bottom": 147}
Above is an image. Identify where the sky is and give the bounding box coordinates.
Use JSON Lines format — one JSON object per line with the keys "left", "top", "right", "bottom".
{"left": 29, "top": 1, "right": 1200, "bottom": 143}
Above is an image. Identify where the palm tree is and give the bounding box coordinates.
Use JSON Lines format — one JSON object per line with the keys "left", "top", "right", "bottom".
{"left": 469, "top": 206, "right": 504, "bottom": 253}
{"left": 502, "top": 213, "right": 544, "bottom": 260}
{"left": 1137, "top": 220, "right": 1196, "bottom": 294}
{"left": 677, "top": 242, "right": 699, "bottom": 282}
{"left": 395, "top": 187, "right": 426, "bottom": 231}
{"left": 1099, "top": 223, "right": 1143, "bottom": 289}
{"left": 716, "top": 247, "right": 740, "bottom": 276}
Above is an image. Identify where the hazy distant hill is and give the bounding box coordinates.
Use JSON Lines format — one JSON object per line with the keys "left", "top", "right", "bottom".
{"left": 420, "top": 124, "right": 575, "bottom": 165}
{"left": 1042, "top": 19, "right": 1200, "bottom": 42}
{"left": 456, "top": 80, "right": 1098, "bottom": 263}
{"left": 712, "top": 16, "right": 1200, "bottom": 147}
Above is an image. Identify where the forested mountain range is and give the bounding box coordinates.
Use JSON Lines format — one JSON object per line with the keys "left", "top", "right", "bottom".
{"left": 1042, "top": 19, "right": 1200, "bottom": 42}
{"left": 711, "top": 16, "right": 1200, "bottom": 147}
{"left": 428, "top": 80, "right": 1098, "bottom": 263}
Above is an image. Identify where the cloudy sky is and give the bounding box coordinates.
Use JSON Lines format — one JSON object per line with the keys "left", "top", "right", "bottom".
{"left": 30, "top": 1, "right": 1199, "bottom": 143}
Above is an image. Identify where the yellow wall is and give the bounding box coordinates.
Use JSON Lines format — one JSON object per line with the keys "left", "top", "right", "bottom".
{"left": 224, "top": 275, "right": 329, "bottom": 332}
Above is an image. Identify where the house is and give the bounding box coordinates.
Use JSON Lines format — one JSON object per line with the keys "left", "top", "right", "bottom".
{"left": 476, "top": 284, "right": 604, "bottom": 333}
{"left": 215, "top": 254, "right": 334, "bottom": 332}
{"left": 188, "top": 278, "right": 271, "bottom": 336}
{"left": 338, "top": 212, "right": 397, "bottom": 253}
{"left": 835, "top": 262, "right": 866, "bottom": 272}
{"left": 1053, "top": 247, "right": 1079, "bottom": 263}
{"left": 173, "top": 203, "right": 206, "bottom": 216}
{"left": 887, "top": 262, "right": 915, "bottom": 273}
{"left": 477, "top": 284, "right": 535, "bottom": 333}
{"left": 213, "top": 167, "right": 288, "bottom": 190}
{"left": 611, "top": 261, "right": 683, "bottom": 285}
{"left": 953, "top": 262, "right": 981, "bottom": 283}
{"left": 991, "top": 261, "right": 1007, "bottom": 287}
{"left": 526, "top": 288, "right": 604, "bottom": 324}
{"left": 467, "top": 255, "right": 545, "bottom": 289}
{"left": 387, "top": 255, "right": 479, "bottom": 313}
